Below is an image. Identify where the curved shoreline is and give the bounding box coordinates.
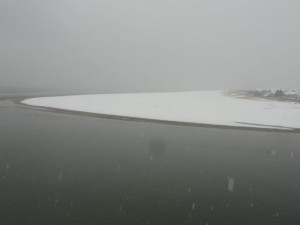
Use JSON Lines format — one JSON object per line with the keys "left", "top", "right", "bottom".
{"left": 16, "top": 97, "right": 300, "bottom": 133}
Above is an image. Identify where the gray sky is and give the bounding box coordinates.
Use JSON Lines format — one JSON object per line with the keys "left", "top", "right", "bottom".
{"left": 1, "top": 0, "right": 300, "bottom": 92}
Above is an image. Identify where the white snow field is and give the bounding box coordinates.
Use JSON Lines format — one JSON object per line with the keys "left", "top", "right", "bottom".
{"left": 22, "top": 91, "right": 300, "bottom": 130}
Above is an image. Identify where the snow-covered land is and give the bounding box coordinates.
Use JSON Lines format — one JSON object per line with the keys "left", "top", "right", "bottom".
{"left": 22, "top": 91, "right": 300, "bottom": 131}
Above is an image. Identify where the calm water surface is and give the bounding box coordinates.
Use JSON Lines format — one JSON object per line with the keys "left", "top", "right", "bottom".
{"left": 1, "top": 92, "right": 300, "bottom": 225}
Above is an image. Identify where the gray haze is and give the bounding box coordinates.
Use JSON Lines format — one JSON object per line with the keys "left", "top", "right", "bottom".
{"left": 1, "top": 0, "right": 300, "bottom": 92}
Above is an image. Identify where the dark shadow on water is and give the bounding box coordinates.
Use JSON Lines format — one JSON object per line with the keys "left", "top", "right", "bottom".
{"left": 149, "top": 138, "right": 167, "bottom": 160}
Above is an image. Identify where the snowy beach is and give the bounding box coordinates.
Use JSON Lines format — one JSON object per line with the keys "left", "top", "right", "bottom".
{"left": 22, "top": 91, "right": 300, "bottom": 131}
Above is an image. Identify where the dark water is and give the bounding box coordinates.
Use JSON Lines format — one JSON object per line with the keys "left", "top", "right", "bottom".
{"left": 1, "top": 93, "right": 300, "bottom": 225}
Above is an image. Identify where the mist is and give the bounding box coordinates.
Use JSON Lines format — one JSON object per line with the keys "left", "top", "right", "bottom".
{"left": 1, "top": 0, "right": 300, "bottom": 92}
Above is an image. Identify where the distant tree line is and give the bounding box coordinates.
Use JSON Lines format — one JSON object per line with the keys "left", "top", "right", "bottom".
{"left": 245, "top": 89, "right": 299, "bottom": 100}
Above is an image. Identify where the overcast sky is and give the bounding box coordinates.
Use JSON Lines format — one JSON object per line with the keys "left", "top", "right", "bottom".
{"left": 1, "top": 0, "right": 300, "bottom": 92}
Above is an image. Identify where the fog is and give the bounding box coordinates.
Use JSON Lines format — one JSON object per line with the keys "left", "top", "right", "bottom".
{"left": 1, "top": 0, "right": 300, "bottom": 93}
